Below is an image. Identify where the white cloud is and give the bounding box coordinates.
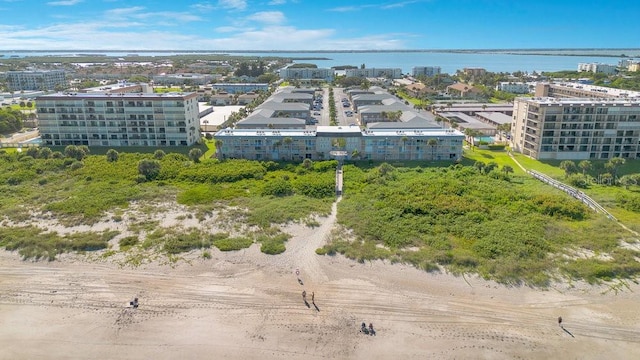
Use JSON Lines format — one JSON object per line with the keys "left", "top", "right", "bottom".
{"left": 268, "top": 0, "right": 286, "bottom": 4}
{"left": 47, "top": 0, "right": 82, "bottom": 5}
{"left": 218, "top": 0, "right": 246, "bottom": 11}
{"left": 191, "top": 2, "right": 215, "bottom": 12}
{"left": 382, "top": 0, "right": 422, "bottom": 9}
{"left": 0, "top": 11, "right": 408, "bottom": 51}
{"left": 132, "top": 11, "right": 202, "bottom": 22}
{"left": 105, "top": 6, "right": 145, "bottom": 17}
{"left": 246, "top": 11, "right": 285, "bottom": 25}
{"left": 103, "top": 7, "right": 201, "bottom": 23}
{"left": 214, "top": 26, "right": 247, "bottom": 33}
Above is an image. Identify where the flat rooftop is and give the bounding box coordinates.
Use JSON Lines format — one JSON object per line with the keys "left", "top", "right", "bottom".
{"left": 475, "top": 112, "right": 513, "bottom": 125}
{"left": 441, "top": 112, "right": 497, "bottom": 130}
{"left": 520, "top": 97, "right": 640, "bottom": 106}
{"left": 37, "top": 92, "right": 195, "bottom": 99}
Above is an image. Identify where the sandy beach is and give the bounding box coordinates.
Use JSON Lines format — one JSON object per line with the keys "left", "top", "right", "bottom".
{"left": 1, "top": 201, "right": 640, "bottom": 359}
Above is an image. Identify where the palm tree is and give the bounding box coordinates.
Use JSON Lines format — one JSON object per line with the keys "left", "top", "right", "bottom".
{"left": 578, "top": 160, "right": 592, "bottom": 176}
{"left": 606, "top": 157, "right": 626, "bottom": 180}
{"left": 214, "top": 139, "right": 223, "bottom": 158}
{"left": 559, "top": 160, "right": 577, "bottom": 178}
{"left": 501, "top": 165, "right": 514, "bottom": 177}
{"left": 401, "top": 136, "right": 409, "bottom": 159}
{"left": 427, "top": 138, "right": 439, "bottom": 160}
{"left": 283, "top": 137, "right": 294, "bottom": 161}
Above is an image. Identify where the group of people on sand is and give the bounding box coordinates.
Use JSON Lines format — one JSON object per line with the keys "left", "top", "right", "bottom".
{"left": 297, "top": 269, "right": 318, "bottom": 310}
{"left": 361, "top": 322, "right": 375, "bottom": 336}
{"left": 301, "top": 290, "right": 315, "bottom": 304}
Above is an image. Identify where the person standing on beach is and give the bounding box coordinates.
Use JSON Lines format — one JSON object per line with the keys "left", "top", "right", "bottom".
{"left": 558, "top": 316, "right": 563, "bottom": 327}
{"left": 311, "top": 292, "right": 315, "bottom": 303}
{"left": 302, "top": 290, "right": 307, "bottom": 301}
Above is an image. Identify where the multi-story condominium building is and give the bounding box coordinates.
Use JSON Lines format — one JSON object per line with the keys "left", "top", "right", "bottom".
{"left": 496, "top": 82, "right": 531, "bottom": 94}
{"left": 345, "top": 68, "right": 403, "bottom": 79}
{"left": 462, "top": 68, "right": 486, "bottom": 77}
{"left": 279, "top": 68, "right": 334, "bottom": 82}
{"left": 535, "top": 82, "right": 640, "bottom": 99}
{"left": 412, "top": 66, "right": 441, "bottom": 77}
{"left": 37, "top": 92, "right": 200, "bottom": 147}
{"left": 577, "top": 62, "right": 617, "bottom": 75}
{"left": 628, "top": 63, "right": 640, "bottom": 72}
{"left": 214, "top": 126, "right": 463, "bottom": 161}
{"left": 6, "top": 70, "right": 66, "bottom": 91}
{"left": 152, "top": 73, "right": 214, "bottom": 86}
{"left": 210, "top": 83, "right": 269, "bottom": 94}
{"left": 511, "top": 97, "right": 640, "bottom": 160}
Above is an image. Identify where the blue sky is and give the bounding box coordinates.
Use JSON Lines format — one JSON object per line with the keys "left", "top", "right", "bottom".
{"left": 0, "top": 0, "right": 638, "bottom": 51}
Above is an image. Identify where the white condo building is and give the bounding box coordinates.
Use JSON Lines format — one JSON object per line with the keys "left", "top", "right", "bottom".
{"left": 496, "top": 82, "right": 531, "bottom": 94}
{"left": 577, "top": 63, "right": 617, "bottom": 75}
{"left": 6, "top": 70, "right": 66, "bottom": 91}
{"left": 279, "top": 68, "right": 334, "bottom": 82}
{"left": 345, "top": 68, "right": 403, "bottom": 79}
{"left": 37, "top": 92, "right": 201, "bottom": 147}
{"left": 412, "top": 66, "right": 441, "bottom": 77}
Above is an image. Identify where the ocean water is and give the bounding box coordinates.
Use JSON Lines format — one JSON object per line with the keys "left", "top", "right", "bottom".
{"left": 228, "top": 51, "right": 633, "bottom": 74}
{"left": 2, "top": 50, "right": 638, "bottom": 74}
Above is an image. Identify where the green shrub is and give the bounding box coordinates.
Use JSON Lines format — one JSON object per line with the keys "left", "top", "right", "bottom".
{"left": 119, "top": 236, "right": 139, "bottom": 250}
{"left": 617, "top": 193, "right": 640, "bottom": 212}
{"left": 163, "top": 230, "right": 210, "bottom": 254}
{"left": 260, "top": 239, "right": 286, "bottom": 254}
{"left": 487, "top": 144, "right": 506, "bottom": 150}
{"left": 213, "top": 236, "right": 253, "bottom": 251}
{"left": 261, "top": 178, "right": 293, "bottom": 196}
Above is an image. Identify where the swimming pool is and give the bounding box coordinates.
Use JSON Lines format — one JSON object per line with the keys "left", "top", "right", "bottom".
{"left": 474, "top": 136, "right": 495, "bottom": 143}
{"left": 20, "top": 137, "right": 42, "bottom": 144}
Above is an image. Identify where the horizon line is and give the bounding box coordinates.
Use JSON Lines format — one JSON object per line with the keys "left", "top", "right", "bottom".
{"left": 2, "top": 48, "right": 640, "bottom": 52}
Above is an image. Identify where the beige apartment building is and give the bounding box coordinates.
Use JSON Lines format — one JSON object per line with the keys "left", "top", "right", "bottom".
{"left": 511, "top": 97, "right": 640, "bottom": 160}
{"left": 37, "top": 92, "right": 201, "bottom": 147}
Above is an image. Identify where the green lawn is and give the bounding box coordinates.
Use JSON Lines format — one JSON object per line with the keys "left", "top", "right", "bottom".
{"left": 153, "top": 87, "right": 183, "bottom": 93}
{"left": 202, "top": 138, "right": 216, "bottom": 160}
{"left": 506, "top": 153, "right": 640, "bottom": 233}
{"left": 462, "top": 146, "right": 525, "bottom": 175}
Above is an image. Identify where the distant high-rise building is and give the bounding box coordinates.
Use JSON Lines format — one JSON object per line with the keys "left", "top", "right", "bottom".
{"left": 345, "top": 68, "right": 403, "bottom": 79}
{"left": 577, "top": 62, "right": 617, "bottom": 75}
{"left": 279, "top": 68, "right": 334, "bottom": 82}
{"left": 496, "top": 82, "right": 531, "bottom": 94}
{"left": 462, "top": 68, "right": 487, "bottom": 77}
{"left": 412, "top": 66, "right": 441, "bottom": 77}
{"left": 6, "top": 70, "right": 66, "bottom": 91}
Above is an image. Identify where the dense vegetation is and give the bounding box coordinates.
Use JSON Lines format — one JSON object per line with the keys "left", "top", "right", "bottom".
{"left": 0, "top": 149, "right": 335, "bottom": 260}
{"left": 0, "top": 146, "right": 639, "bottom": 286}
{"left": 0, "top": 108, "right": 25, "bottom": 135}
{"left": 319, "top": 163, "right": 640, "bottom": 286}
